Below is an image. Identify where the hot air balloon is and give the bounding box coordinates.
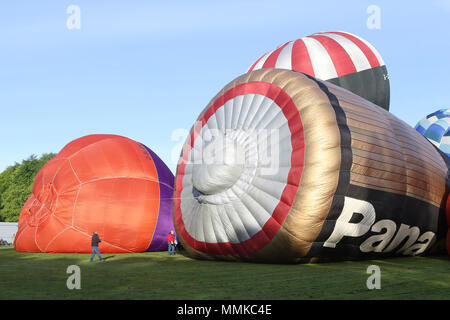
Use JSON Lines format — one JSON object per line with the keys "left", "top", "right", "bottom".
{"left": 14, "top": 134, "right": 174, "bottom": 253}
{"left": 248, "top": 31, "right": 390, "bottom": 111}
{"left": 173, "top": 69, "right": 447, "bottom": 263}
{"left": 415, "top": 109, "right": 450, "bottom": 156}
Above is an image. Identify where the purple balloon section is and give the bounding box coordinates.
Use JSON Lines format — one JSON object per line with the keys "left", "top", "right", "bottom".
{"left": 141, "top": 145, "right": 175, "bottom": 252}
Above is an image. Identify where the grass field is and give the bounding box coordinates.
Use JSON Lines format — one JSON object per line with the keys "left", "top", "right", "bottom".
{"left": 0, "top": 246, "right": 449, "bottom": 300}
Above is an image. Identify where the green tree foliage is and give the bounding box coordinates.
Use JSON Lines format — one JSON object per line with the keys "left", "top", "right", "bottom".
{"left": 0, "top": 153, "right": 55, "bottom": 222}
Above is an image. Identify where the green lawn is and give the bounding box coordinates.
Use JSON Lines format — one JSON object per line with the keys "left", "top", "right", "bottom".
{"left": 0, "top": 246, "right": 448, "bottom": 300}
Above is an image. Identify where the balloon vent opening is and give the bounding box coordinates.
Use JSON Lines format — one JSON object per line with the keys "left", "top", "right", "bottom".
{"left": 192, "top": 134, "right": 245, "bottom": 195}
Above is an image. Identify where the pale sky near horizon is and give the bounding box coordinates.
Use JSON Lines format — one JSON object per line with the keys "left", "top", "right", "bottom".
{"left": 1, "top": 0, "right": 450, "bottom": 173}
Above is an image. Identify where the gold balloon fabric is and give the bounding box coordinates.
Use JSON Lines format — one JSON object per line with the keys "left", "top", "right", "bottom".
{"left": 174, "top": 69, "right": 448, "bottom": 263}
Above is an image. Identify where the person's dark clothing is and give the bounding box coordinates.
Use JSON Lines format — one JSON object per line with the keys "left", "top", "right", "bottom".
{"left": 91, "top": 234, "right": 101, "bottom": 247}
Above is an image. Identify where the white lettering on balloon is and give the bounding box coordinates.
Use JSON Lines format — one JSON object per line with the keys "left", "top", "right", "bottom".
{"left": 324, "top": 196, "right": 436, "bottom": 256}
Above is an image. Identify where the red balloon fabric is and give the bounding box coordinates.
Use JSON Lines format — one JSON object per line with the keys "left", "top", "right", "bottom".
{"left": 14, "top": 134, "right": 174, "bottom": 253}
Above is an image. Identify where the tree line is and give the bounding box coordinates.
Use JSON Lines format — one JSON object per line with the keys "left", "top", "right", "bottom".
{"left": 0, "top": 154, "right": 55, "bottom": 222}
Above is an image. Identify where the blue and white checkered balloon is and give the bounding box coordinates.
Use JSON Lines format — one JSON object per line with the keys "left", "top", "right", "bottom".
{"left": 415, "top": 109, "right": 450, "bottom": 156}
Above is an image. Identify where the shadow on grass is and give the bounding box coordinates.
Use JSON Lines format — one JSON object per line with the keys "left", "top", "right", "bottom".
{"left": 101, "top": 255, "right": 115, "bottom": 261}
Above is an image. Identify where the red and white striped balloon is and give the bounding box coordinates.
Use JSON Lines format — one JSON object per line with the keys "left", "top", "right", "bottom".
{"left": 248, "top": 31, "right": 390, "bottom": 111}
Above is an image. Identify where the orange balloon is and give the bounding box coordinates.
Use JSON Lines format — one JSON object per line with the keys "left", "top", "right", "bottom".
{"left": 14, "top": 134, "right": 174, "bottom": 253}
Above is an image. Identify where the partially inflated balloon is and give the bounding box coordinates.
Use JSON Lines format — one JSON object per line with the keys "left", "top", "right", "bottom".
{"left": 174, "top": 69, "right": 447, "bottom": 263}
{"left": 415, "top": 109, "right": 450, "bottom": 156}
{"left": 14, "top": 134, "right": 174, "bottom": 253}
{"left": 248, "top": 31, "right": 390, "bottom": 111}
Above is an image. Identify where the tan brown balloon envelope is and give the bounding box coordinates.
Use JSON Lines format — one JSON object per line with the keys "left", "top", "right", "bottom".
{"left": 173, "top": 69, "right": 448, "bottom": 263}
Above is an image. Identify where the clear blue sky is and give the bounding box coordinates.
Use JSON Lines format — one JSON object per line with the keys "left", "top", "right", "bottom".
{"left": 1, "top": 0, "right": 449, "bottom": 173}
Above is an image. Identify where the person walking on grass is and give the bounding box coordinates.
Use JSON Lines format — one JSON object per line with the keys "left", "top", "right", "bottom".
{"left": 90, "top": 231, "right": 103, "bottom": 262}
{"left": 168, "top": 230, "right": 175, "bottom": 255}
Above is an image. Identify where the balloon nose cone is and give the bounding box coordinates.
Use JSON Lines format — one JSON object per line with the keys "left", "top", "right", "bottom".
{"left": 192, "top": 135, "right": 245, "bottom": 195}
